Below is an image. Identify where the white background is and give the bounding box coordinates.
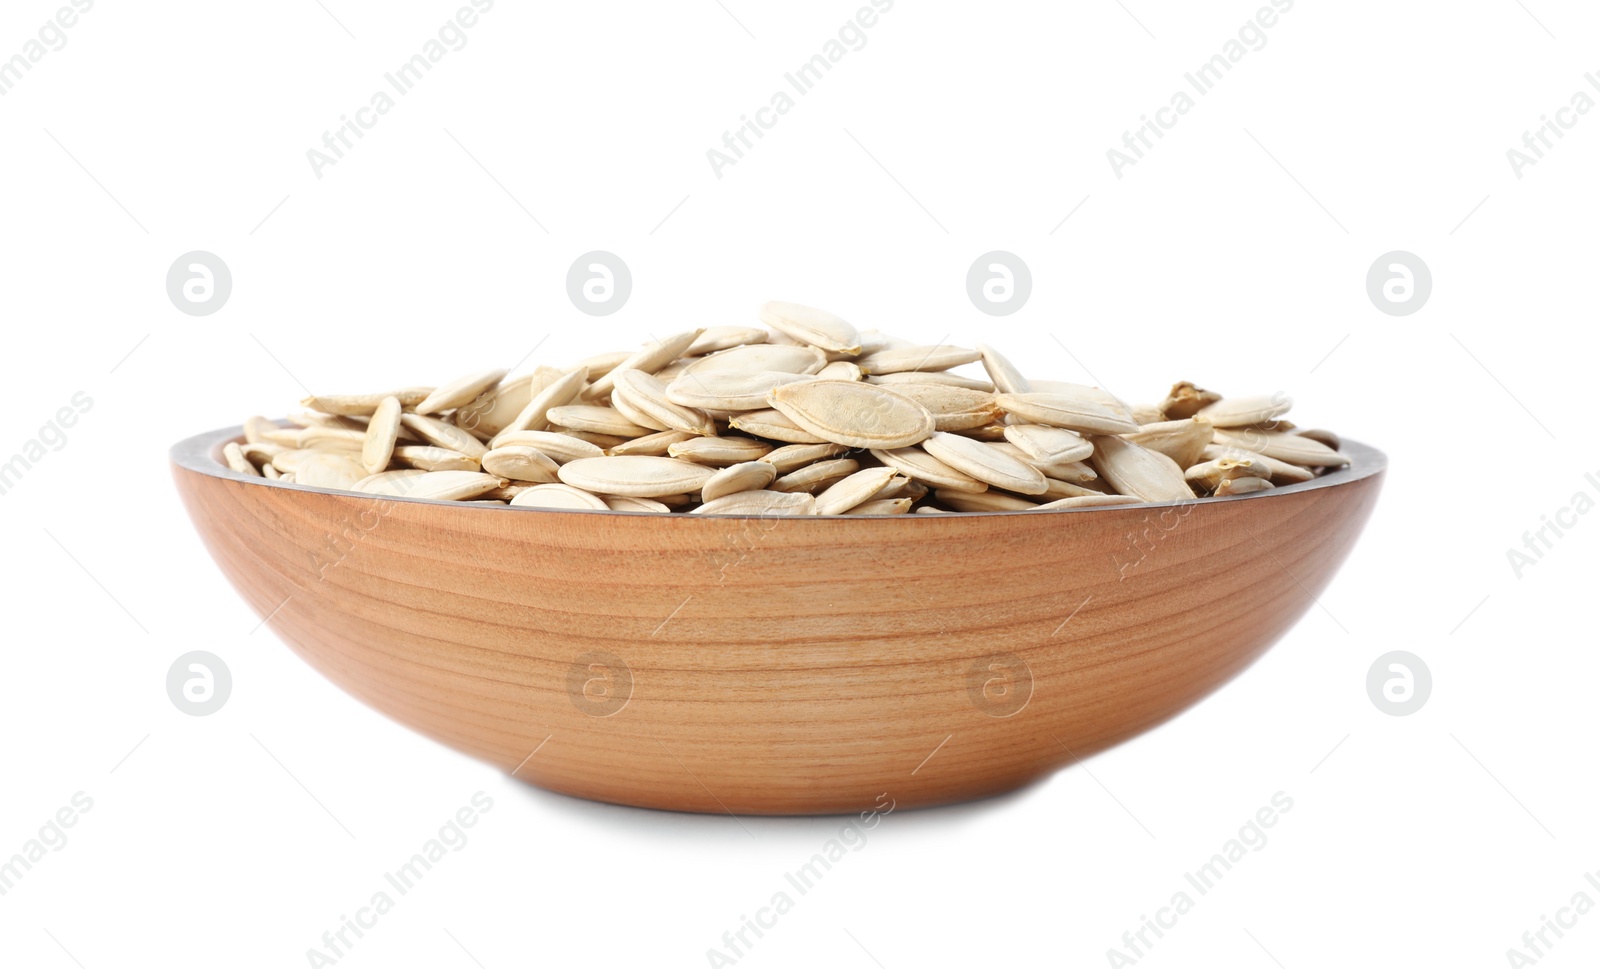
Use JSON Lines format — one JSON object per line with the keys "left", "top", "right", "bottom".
{"left": 2, "top": 1, "right": 1597, "bottom": 966}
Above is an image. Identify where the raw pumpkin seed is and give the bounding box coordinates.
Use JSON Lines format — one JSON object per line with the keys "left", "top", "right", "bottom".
{"left": 230, "top": 300, "right": 1351, "bottom": 513}
{"left": 767, "top": 380, "right": 934, "bottom": 449}
{"left": 557, "top": 455, "right": 716, "bottom": 498}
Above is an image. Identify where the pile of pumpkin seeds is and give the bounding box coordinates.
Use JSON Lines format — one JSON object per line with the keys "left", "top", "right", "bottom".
{"left": 222, "top": 301, "right": 1351, "bottom": 514}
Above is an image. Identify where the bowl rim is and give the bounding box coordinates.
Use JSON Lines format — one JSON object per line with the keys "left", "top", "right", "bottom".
{"left": 170, "top": 423, "right": 1386, "bottom": 520}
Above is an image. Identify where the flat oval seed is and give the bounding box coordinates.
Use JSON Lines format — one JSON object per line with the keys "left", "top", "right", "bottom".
{"left": 607, "top": 429, "right": 698, "bottom": 456}
{"left": 1003, "top": 424, "right": 1092, "bottom": 465}
{"left": 300, "top": 387, "right": 432, "bottom": 417}
{"left": 759, "top": 442, "right": 852, "bottom": 473}
{"left": 582, "top": 329, "right": 704, "bottom": 401}
{"left": 923, "top": 431, "right": 1048, "bottom": 495}
{"left": 1090, "top": 436, "right": 1194, "bottom": 502}
{"left": 815, "top": 360, "right": 865, "bottom": 382}
{"left": 392, "top": 445, "right": 479, "bottom": 472}
{"left": 767, "top": 380, "right": 934, "bottom": 449}
{"left": 868, "top": 447, "right": 988, "bottom": 494}
{"left": 701, "top": 461, "right": 778, "bottom": 502}
{"left": 885, "top": 383, "right": 1002, "bottom": 432}
{"left": 666, "top": 370, "right": 814, "bottom": 411}
{"left": 361, "top": 396, "right": 403, "bottom": 474}
{"left": 726, "top": 409, "right": 828, "bottom": 444}
{"left": 611, "top": 369, "right": 719, "bottom": 436}
{"left": 772, "top": 458, "right": 860, "bottom": 494}
{"left": 842, "top": 498, "right": 913, "bottom": 515}
{"left": 996, "top": 392, "right": 1141, "bottom": 434}
{"left": 352, "top": 468, "right": 428, "bottom": 494}
{"left": 602, "top": 495, "right": 672, "bottom": 513}
{"left": 854, "top": 345, "right": 981, "bottom": 375}
{"left": 1123, "top": 418, "right": 1213, "bottom": 469}
{"left": 1200, "top": 444, "right": 1317, "bottom": 484}
{"left": 692, "top": 490, "right": 817, "bottom": 515}
{"left": 557, "top": 455, "right": 715, "bottom": 498}
{"left": 1212, "top": 429, "right": 1350, "bottom": 467}
{"left": 546, "top": 404, "right": 652, "bottom": 439}
{"left": 685, "top": 326, "right": 769, "bottom": 355}
{"left": 1195, "top": 394, "right": 1293, "bottom": 428}
{"left": 682, "top": 343, "right": 827, "bottom": 377}
{"left": 868, "top": 371, "right": 995, "bottom": 392}
{"left": 977, "top": 344, "right": 1031, "bottom": 394}
{"left": 933, "top": 490, "right": 1039, "bottom": 512}
{"left": 1215, "top": 476, "right": 1274, "bottom": 496}
{"left": 415, "top": 369, "right": 509, "bottom": 416}
{"left": 481, "top": 446, "right": 562, "bottom": 483}
{"left": 400, "top": 412, "right": 489, "bottom": 460}
{"left": 1034, "top": 494, "right": 1144, "bottom": 509}
{"left": 222, "top": 442, "right": 261, "bottom": 476}
{"left": 668, "top": 436, "right": 773, "bottom": 466}
{"left": 813, "top": 466, "right": 899, "bottom": 515}
{"left": 1038, "top": 478, "right": 1106, "bottom": 500}
{"left": 509, "top": 483, "right": 610, "bottom": 510}
{"left": 374, "top": 470, "right": 505, "bottom": 501}
{"left": 487, "top": 431, "right": 605, "bottom": 463}
{"left": 759, "top": 301, "right": 862, "bottom": 354}
{"left": 492, "top": 367, "right": 589, "bottom": 442}
{"left": 243, "top": 416, "right": 278, "bottom": 444}
{"left": 295, "top": 452, "right": 370, "bottom": 490}
{"left": 453, "top": 370, "right": 547, "bottom": 439}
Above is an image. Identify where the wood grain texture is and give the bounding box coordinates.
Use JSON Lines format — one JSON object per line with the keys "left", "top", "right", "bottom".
{"left": 171, "top": 427, "right": 1384, "bottom": 815}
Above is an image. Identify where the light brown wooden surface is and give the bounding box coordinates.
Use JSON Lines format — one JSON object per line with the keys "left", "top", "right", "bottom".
{"left": 171, "top": 427, "right": 1384, "bottom": 815}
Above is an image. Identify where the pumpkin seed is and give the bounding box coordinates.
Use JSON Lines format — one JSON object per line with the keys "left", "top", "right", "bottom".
{"left": 400, "top": 412, "right": 489, "bottom": 460}
{"left": 360, "top": 396, "right": 403, "bottom": 474}
{"left": 481, "top": 446, "right": 562, "bottom": 483}
{"left": 557, "top": 455, "right": 716, "bottom": 498}
{"left": 759, "top": 301, "right": 862, "bottom": 354}
{"left": 1003, "top": 424, "right": 1093, "bottom": 464}
{"left": 1090, "top": 436, "right": 1193, "bottom": 502}
{"left": 996, "top": 391, "right": 1141, "bottom": 435}
{"left": 976, "top": 344, "right": 1031, "bottom": 394}
{"left": 923, "top": 432, "right": 1048, "bottom": 495}
{"left": 692, "top": 489, "right": 817, "bottom": 515}
{"left": 767, "top": 380, "right": 934, "bottom": 449}
{"left": 415, "top": 369, "right": 509, "bottom": 416}
{"left": 222, "top": 442, "right": 260, "bottom": 476}
{"left": 842, "top": 498, "right": 913, "bottom": 515}
{"left": 868, "top": 447, "right": 988, "bottom": 494}
{"left": 582, "top": 329, "right": 704, "bottom": 401}
{"left": 393, "top": 445, "right": 479, "bottom": 472}
{"left": 813, "top": 466, "right": 899, "bottom": 515}
{"left": 855, "top": 344, "right": 982, "bottom": 375}
{"left": 509, "top": 483, "right": 610, "bottom": 510}
{"left": 701, "top": 461, "right": 779, "bottom": 502}
{"left": 668, "top": 436, "right": 774, "bottom": 466}
{"left": 1194, "top": 394, "right": 1293, "bottom": 428}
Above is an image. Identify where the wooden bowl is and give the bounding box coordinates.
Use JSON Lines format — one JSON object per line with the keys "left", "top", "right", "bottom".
{"left": 172, "top": 426, "right": 1384, "bottom": 815}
